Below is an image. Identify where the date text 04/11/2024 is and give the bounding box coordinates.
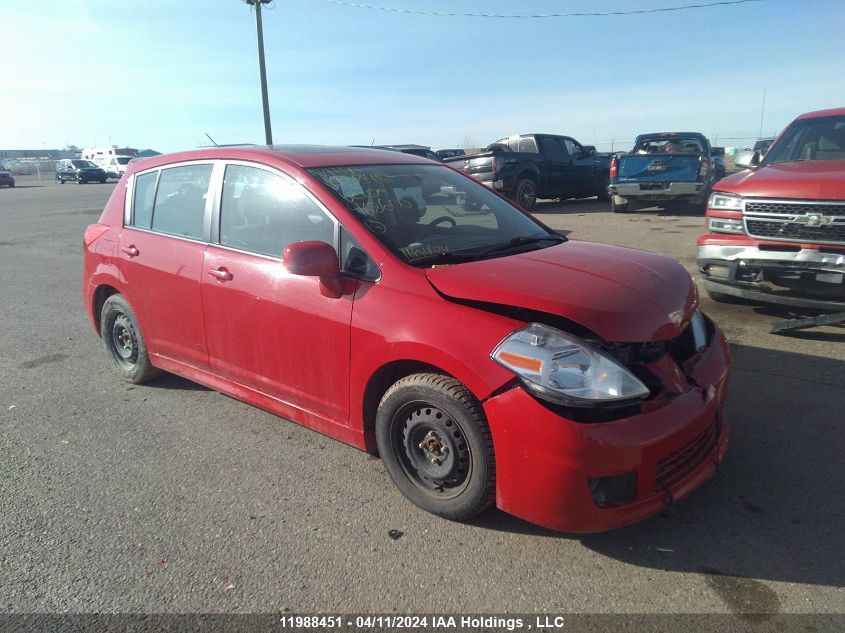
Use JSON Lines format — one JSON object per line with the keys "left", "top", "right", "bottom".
{"left": 277, "top": 615, "right": 568, "bottom": 630}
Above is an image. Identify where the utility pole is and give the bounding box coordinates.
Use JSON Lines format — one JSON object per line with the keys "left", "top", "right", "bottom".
{"left": 243, "top": 0, "right": 273, "bottom": 145}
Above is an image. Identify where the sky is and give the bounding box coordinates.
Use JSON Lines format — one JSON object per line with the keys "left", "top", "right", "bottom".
{"left": 2, "top": 0, "right": 844, "bottom": 153}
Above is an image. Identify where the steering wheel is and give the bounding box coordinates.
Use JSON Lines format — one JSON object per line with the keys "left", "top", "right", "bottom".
{"left": 425, "top": 215, "right": 457, "bottom": 229}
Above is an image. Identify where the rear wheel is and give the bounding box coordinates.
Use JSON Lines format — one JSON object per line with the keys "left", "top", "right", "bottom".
{"left": 595, "top": 173, "right": 610, "bottom": 201}
{"left": 375, "top": 373, "right": 495, "bottom": 521}
{"left": 510, "top": 178, "right": 538, "bottom": 211}
{"left": 611, "top": 194, "right": 630, "bottom": 213}
{"left": 100, "top": 294, "right": 161, "bottom": 384}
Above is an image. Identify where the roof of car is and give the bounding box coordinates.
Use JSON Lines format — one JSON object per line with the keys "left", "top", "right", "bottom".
{"left": 797, "top": 107, "right": 845, "bottom": 119}
{"left": 127, "top": 145, "right": 433, "bottom": 172}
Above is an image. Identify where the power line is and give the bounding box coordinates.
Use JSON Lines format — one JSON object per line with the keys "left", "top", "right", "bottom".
{"left": 314, "top": 0, "right": 762, "bottom": 19}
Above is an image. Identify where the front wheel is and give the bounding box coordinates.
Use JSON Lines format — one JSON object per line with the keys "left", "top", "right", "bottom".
{"left": 510, "top": 178, "right": 538, "bottom": 211}
{"left": 375, "top": 373, "right": 495, "bottom": 521}
{"left": 100, "top": 294, "right": 161, "bottom": 384}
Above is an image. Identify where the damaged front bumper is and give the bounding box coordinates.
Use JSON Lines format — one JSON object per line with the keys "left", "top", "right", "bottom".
{"left": 483, "top": 321, "right": 731, "bottom": 533}
{"left": 697, "top": 238, "right": 845, "bottom": 310}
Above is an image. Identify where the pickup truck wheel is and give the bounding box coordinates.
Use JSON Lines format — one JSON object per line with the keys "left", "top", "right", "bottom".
{"left": 511, "top": 178, "right": 537, "bottom": 211}
{"left": 611, "top": 194, "right": 630, "bottom": 213}
{"left": 596, "top": 173, "right": 610, "bottom": 201}
{"left": 375, "top": 373, "right": 495, "bottom": 521}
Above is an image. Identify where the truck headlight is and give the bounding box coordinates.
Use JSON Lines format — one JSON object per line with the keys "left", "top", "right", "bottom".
{"left": 708, "top": 192, "right": 742, "bottom": 210}
{"left": 491, "top": 323, "right": 650, "bottom": 407}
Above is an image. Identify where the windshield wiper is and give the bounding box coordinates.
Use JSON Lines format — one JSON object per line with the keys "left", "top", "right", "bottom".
{"left": 406, "top": 234, "right": 564, "bottom": 266}
{"left": 406, "top": 251, "right": 484, "bottom": 266}
{"left": 478, "top": 234, "right": 565, "bottom": 256}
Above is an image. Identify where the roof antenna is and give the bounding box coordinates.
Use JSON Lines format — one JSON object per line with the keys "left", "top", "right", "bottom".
{"left": 370, "top": 138, "right": 375, "bottom": 147}
{"left": 205, "top": 133, "right": 220, "bottom": 147}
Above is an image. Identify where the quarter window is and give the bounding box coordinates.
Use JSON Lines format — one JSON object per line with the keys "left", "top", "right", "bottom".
{"left": 132, "top": 171, "right": 158, "bottom": 229}
{"left": 219, "top": 165, "right": 335, "bottom": 257}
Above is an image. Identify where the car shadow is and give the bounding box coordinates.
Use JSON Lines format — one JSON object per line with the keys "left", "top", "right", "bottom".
{"left": 470, "top": 344, "right": 845, "bottom": 589}
{"left": 149, "top": 372, "right": 211, "bottom": 391}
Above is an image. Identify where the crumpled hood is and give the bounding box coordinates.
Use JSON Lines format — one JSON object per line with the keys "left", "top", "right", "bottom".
{"left": 717, "top": 160, "right": 845, "bottom": 199}
{"left": 425, "top": 241, "right": 697, "bottom": 343}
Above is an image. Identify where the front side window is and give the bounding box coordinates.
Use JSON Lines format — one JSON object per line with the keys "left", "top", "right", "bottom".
{"left": 219, "top": 164, "right": 335, "bottom": 258}
{"left": 309, "top": 164, "right": 560, "bottom": 266}
{"left": 150, "top": 164, "right": 212, "bottom": 239}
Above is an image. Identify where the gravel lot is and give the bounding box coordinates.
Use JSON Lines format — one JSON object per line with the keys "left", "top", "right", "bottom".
{"left": 1, "top": 181, "right": 842, "bottom": 622}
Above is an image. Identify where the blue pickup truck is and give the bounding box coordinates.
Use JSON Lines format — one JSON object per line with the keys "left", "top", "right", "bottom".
{"left": 608, "top": 132, "right": 725, "bottom": 213}
{"left": 444, "top": 134, "right": 611, "bottom": 211}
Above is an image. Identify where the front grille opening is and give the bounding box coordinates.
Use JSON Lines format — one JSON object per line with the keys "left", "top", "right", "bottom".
{"left": 656, "top": 415, "right": 720, "bottom": 490}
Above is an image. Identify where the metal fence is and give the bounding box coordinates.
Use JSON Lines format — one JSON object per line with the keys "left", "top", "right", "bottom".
{"left": 1, "top": 159, "right": 61, "bottom": 178}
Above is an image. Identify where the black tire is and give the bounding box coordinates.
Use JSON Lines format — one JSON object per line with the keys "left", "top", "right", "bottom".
{"left": 57, "top": 175, "right": 65, "bottom": 184}
{"left": 611, "top": 194, "right": 630, "bottom": 213}
{"left": 375, "top": 373, "right": 496, "bottom": 521}
{"left": 99, "top": 294, "right": 161, "bottom": 384}
{"left": 99, "top": 178, "right": 107, "bottom": 184}
{"left": 596, "top": 173, "right": 610, "bottom": 201}
{"left": 510, "top": 177, "right": 538, "bottom": 211}
{"left": 77, "top": 178, "right": 85, "bottom": 185}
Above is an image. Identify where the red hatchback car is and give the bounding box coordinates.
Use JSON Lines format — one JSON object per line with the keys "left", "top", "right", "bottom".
{"left": 82, "top": 146, "right": 730, "bottom": 533}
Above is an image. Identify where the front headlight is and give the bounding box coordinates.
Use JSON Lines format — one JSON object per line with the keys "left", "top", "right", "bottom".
{"left": 708, "top": 192, "right": 743, "bottom": 210}
{"left": 491, "top": 323, "right": 650, "bottom": 407}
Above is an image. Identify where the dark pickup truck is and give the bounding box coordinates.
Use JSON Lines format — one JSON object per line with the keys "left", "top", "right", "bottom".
{"left": 608, "top": 132, "right": 726, "bottom": 213}
{"left": 444, "top": 134, "right": 612, "bottom": 211}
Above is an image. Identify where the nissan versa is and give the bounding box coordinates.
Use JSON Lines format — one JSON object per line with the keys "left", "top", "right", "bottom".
{"left": 82, "top": 146, "right": 730, "bottom": 533}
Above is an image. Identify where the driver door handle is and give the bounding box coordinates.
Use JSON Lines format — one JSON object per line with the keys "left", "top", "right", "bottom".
{"left": 208, "top": 267, "right": 233, "bottom": 282}
{"left": 121, "top": 245, "right": 139, "bottom": 257}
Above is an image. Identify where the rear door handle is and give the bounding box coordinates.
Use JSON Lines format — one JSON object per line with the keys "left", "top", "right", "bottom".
{"left": 121, "top": 245, "right": 139, "bottom": 257}
{"left": 207, "top": 267, "right": 233, "bottom": 282}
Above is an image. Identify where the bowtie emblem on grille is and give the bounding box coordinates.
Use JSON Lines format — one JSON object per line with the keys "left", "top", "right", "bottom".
{"left": 791, "top": 214, "right": 831, "bottom": 227}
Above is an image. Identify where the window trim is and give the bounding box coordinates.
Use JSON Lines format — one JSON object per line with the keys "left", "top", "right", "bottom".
{"left": 123, "top": 158, "right": 381, "bottom": 280}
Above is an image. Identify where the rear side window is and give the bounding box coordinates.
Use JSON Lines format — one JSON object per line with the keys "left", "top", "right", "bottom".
{"left": 150, "top": 165, "right": 212, "bottom": 239}
{"left": 132, "top": 171, "right": 158, "bottom": 229}
{"left": 219, "top": 164, "right": 335, "bottom": 258}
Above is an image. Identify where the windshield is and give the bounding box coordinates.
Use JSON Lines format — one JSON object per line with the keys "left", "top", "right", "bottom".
{"left": 116, "top": 157, "right": 132, "bottom": 165}
{"left": 72, "top": 160, "right": 98, "bottom": 169}
{"left": 764, "top": 115, "right": 845, "bottom": 165}
{"left": 633, "top": 136, "right": 703, "bottom": 154}
{"left": 309, "top": 164, "right": 559, "bottom": 266}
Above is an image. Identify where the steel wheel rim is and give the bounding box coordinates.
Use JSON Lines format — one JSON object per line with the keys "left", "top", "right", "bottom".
{"left": 391, "top": 402, "right": 472, "bottom": 499}
{"left": 109, "top": 313, "right": 138, "bottom": 369}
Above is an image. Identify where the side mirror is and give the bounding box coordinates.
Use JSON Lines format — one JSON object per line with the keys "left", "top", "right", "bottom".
{"left": 733, "top": 150, "right": 760, "bottom": 170}
{"left": 283, "top": 240, "right": 344, "bottom": 298}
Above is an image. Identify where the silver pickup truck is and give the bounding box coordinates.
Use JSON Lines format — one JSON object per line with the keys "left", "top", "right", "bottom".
{"left": 608, "top": 132, "right": 726, "bottom": 213}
